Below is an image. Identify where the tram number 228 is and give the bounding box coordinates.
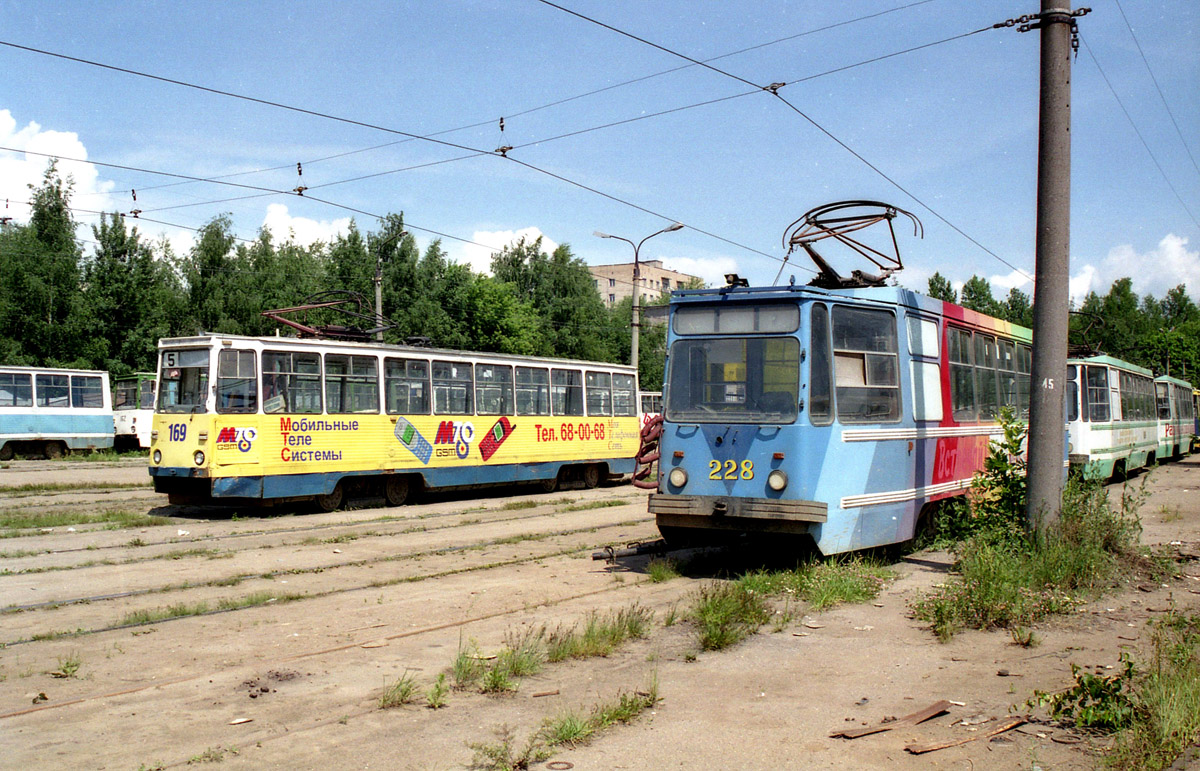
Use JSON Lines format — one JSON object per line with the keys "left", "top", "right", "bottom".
{"left": 709, "top": 459, "right": 753, "bottom": 480}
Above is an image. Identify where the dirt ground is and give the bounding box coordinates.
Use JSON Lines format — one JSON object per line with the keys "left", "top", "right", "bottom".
{"left": 0, "top": 456, "right": 1197, "bottom": 770}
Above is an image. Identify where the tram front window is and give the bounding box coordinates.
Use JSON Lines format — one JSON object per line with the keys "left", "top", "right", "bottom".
{"left": 665, "top": 337, "right": 799, "bottom": 423}
{"left": 158, "top": 349, "right": 210, "bottom": 413}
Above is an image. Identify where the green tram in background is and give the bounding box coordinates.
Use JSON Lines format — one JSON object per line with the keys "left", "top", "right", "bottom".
{"left": 1067, "top": 356, "right": 1159, "bottom": 480}
{"left": 1067, "top": 356, "right": 1195, "bottom": 481}
{"left": 1155, "top": 374, "right": 1196, "bottom": 461}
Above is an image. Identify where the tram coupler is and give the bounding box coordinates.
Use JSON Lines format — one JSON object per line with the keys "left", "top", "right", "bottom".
{"left": 591, "top": 540, "right": 668, "bottom": 561}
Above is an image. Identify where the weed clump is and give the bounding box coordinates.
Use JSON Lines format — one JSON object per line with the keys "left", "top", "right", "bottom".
{"left": 1030, "top": 611, "right": 1200, "bottom": 771}
{"left": 912, "top": 408, "right": 1146, "bottom": 641}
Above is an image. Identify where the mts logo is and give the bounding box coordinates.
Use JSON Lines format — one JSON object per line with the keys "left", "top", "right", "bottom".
{"left": 434, "top": 421, "right": 474, "bottom": 460}
{"left": 215, "top": 426, "right": 257, "bottom": 452}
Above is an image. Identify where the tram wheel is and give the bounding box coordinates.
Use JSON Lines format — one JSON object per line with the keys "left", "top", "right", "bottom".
{"left": 538, "top": 471, "right": 559, "bottom": 493}
{"left": 43, "top": 441, "right": 64, "bottom": 460}
{"left": 314, "top": 482, "right": 344, "bottom": 512}
{"left": 384, "top": 476, "right": 409, "bottom": 506}
{"left": 0, "top": 443, "right": 12, "bottom": 461}
{"left": 582, "top": 463, "right": 602, "bottom": 489}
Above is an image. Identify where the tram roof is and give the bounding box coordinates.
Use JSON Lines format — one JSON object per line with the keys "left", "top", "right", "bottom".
{"left": 1068, "top": 354, "right": 1155, "bottom": 377}
{"left": 1154, "top": 373, "right": 1194, "bottom": 388}
{"left": 156, "top": 334, "right": 637, "bottom": 373}
{"left": 0, "top": 365, "right": 111, "bottom": 377}
{"left": 667, "top": 283, "right": 1032, "bottom": 338}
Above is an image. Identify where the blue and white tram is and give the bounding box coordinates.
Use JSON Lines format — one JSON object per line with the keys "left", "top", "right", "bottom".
{"left": 113, "top": 373, "right": 157, "bottom": 450}
{"left": 0, "top": 366, "right": 114, "bottom": 459}
{"left": 648, "top": 283, "right": 1043, "bottom": 555}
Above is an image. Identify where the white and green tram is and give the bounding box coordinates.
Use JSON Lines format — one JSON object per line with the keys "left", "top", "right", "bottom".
{"left": 1154, "top": 374, "right": 1196, "bottom": 461}
{"left": 1067, "top": 356, "right": 1158, "bottom": 481}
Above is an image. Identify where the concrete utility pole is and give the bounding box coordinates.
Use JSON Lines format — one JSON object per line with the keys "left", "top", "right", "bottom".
{"left": 1026, "top": 2, "right": 1086, "bottom": 530}
{"left": 593, "top": 223, "right": 683, "bottom": 373}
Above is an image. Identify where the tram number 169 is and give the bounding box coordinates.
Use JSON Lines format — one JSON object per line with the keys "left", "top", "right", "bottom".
{"left": 709, "top": 459, "right": 753, "bottom": 480}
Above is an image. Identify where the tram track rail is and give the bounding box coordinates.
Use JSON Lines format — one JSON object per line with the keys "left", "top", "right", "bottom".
{"left": 2, "top": 509, "right": 651, "bottom": 615}
{"left": 1, "top": 491, "right": 639, "bottom": 557}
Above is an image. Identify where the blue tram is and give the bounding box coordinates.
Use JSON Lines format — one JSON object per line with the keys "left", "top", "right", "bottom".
{"left": 0, "top": 366, "right": 114, "bottom": 459}
{"left": 648, "top": 282, "right": 1042, "bottom": 555}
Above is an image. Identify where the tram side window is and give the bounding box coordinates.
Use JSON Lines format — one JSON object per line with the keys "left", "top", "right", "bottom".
{"left": 325, "top": 355, "right": 379, "bottom": 414}
{"left": 1016, "top": 344, "right": 1032, "bottom": 419}
{"left": 36, "top": 374, "right": 69, "bottom": 408}
{"left": 1087, "top": 366, "right": 1110, "bottom": 422}
{"left": 998, "top": 340, "right": 1017, "bottom": 411}
{"left": 141, "top": 379, "right": 156, "bottom": 409}
{"left": 475, "top": 364, "right": 514, "bottom": 415}
{"left": 949, "top": 328, "right": 975, "bottom": 421}
{"left": 515, "top": 367, "right": 550, "bottom": 416}
{"left": 831, "top": 306, "right": 899, "bottom": 423}
{"left": 586, "top": 371, "right": 613, "bottom": 416}
{"left": 385, "top": 358, "right": 429, "bottom": 414}
{"left": 433, "top": 360, "right": 473, "bottom": 415}
{"left": 974, "top": 334, "right": 1001, "bottom": 420}
{"left": 114, "top": 380, "right": 137, "bottom": 410}
{"left": 809, "top": 304, "right": 832, "bottom": 425}
{"left": 613, "top": 374, "right": 636, "bottom": 416}
{"left": 1067, "top": 366, "right": 1079, "bottom": 422}
{"left": 70, "top": 375, "right": 104, "bottom": 408}
{"left": 217, "top": 350, "right": 258, "bottom": 414}
{"left": 0, "top": 373, "right": 32, "bottom": 407}
{"left": 551, "top": 369, "right": 584, "bottom": 416}
{"left": 1156, "top": 382, "right": 1171, "bottom": 420}
{"left": 262, "top": 351, "right": 321, "bottom": 414}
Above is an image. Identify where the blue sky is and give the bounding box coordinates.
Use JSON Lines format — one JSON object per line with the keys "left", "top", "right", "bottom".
{"left": 2, "top": 0, "right": 1197, "bottom": 304}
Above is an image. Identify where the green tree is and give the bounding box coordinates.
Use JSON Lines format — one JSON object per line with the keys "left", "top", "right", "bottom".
{"left": 0, "top": 162, "right": 87, "bottom": 365}
{"left": 1003, "top": 287, "right": 1033, "bottom": 327}
{"left": 927, "top": 272, "right": 957, "bottom": 303}
{"left": 960, "top": 275, "right": 1003, "bottom": 317}
{"left": 491, "top": 237, "right": 611, "bottom": 361}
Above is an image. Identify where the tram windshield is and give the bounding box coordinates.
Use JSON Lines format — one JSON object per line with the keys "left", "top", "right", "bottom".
{"left": 158, "top": 349, "right": 210, "bottom": 413}
{"left": 665, "top": 337, "right": 800, "bottom": 423}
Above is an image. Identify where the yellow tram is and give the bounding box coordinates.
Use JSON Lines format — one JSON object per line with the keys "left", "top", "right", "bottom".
{"left": 149, "top": 334, "right": 642, "bottom": 509}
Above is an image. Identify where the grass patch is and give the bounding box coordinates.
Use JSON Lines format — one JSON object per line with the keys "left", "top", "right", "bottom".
{"left": 688, "top": 557, "right": 891, "bottom": 650}
{"left": 379, "top": 670, "right": 419, "bottom": 709}
{"left": 691, "top": 581, "right": 771, "bottom": 651}
{"left": 119, "top": 591, "right": 303, "bottom": 626}
{"left": 0, "top": 480, "right": 149, "bottom": 494}
{"left": 501, "top": 500, "right": 539, "bottom": 511}
{"left": 47, "top": 652, "right": 82, "bottom": 678}
{"left": 468, "top": 725, "right": 550, "bottom": 771}
{"left": 0, "top": 509, "right": 172, "bottom": 532}
{"left": 738, "top": 556, "right": 892, "bottom": 611}
{"left": 426, "top": 673, "right": 449, "bottom": 709}
{"left": 544, "top": 605, "right": 654, "bottom": 662}
{"left": 560, "top": 499, "right": 628, "bottom": 512}
{"left": 646, "top": 558, "right": 679, "bottom": 583}
{"left": 543, "top": 676, "right": 660, "bottom": 748}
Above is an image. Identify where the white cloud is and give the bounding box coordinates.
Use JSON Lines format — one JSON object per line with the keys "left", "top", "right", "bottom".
{"left": 261, "top": 203, "right": 352, "bottom": 247}
{"left": 0, "top": 109, "right": 118, "bottom": 229}
{"left": 1070, "top": 234, "right": 1199, "bottom": 305}
{"left": 449, "top": 227, "right": 559, "bottom": 275}
{"left": 659, "top": 255, "right": 739, "bottom": 289}
{"left": 989, "top": 269, "right": 1032, "bottom": 293}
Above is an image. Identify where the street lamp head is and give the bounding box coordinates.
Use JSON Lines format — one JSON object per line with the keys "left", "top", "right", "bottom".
{"left": 664, "top": 222, "right": 684, "bottom": 233}
{"left": 593, "top": 230, "right": 612, "bottom": 239}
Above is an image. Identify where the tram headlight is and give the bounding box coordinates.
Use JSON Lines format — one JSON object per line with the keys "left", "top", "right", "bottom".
{"left": 767, "top": 469, "right": 788, "bottom": 492}
{"left": 668, "top": 467, "right": 688, "bottom": 488}
{"left": 152, "top": 450, "right": 161, "bottom": 464}
{"left": 193, "top": 450, "right": 206, "bottom": 466}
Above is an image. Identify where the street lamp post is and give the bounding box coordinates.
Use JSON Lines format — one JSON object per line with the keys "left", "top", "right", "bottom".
{"left": 593, "top": 223, "right": 683, "bottom": 374}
